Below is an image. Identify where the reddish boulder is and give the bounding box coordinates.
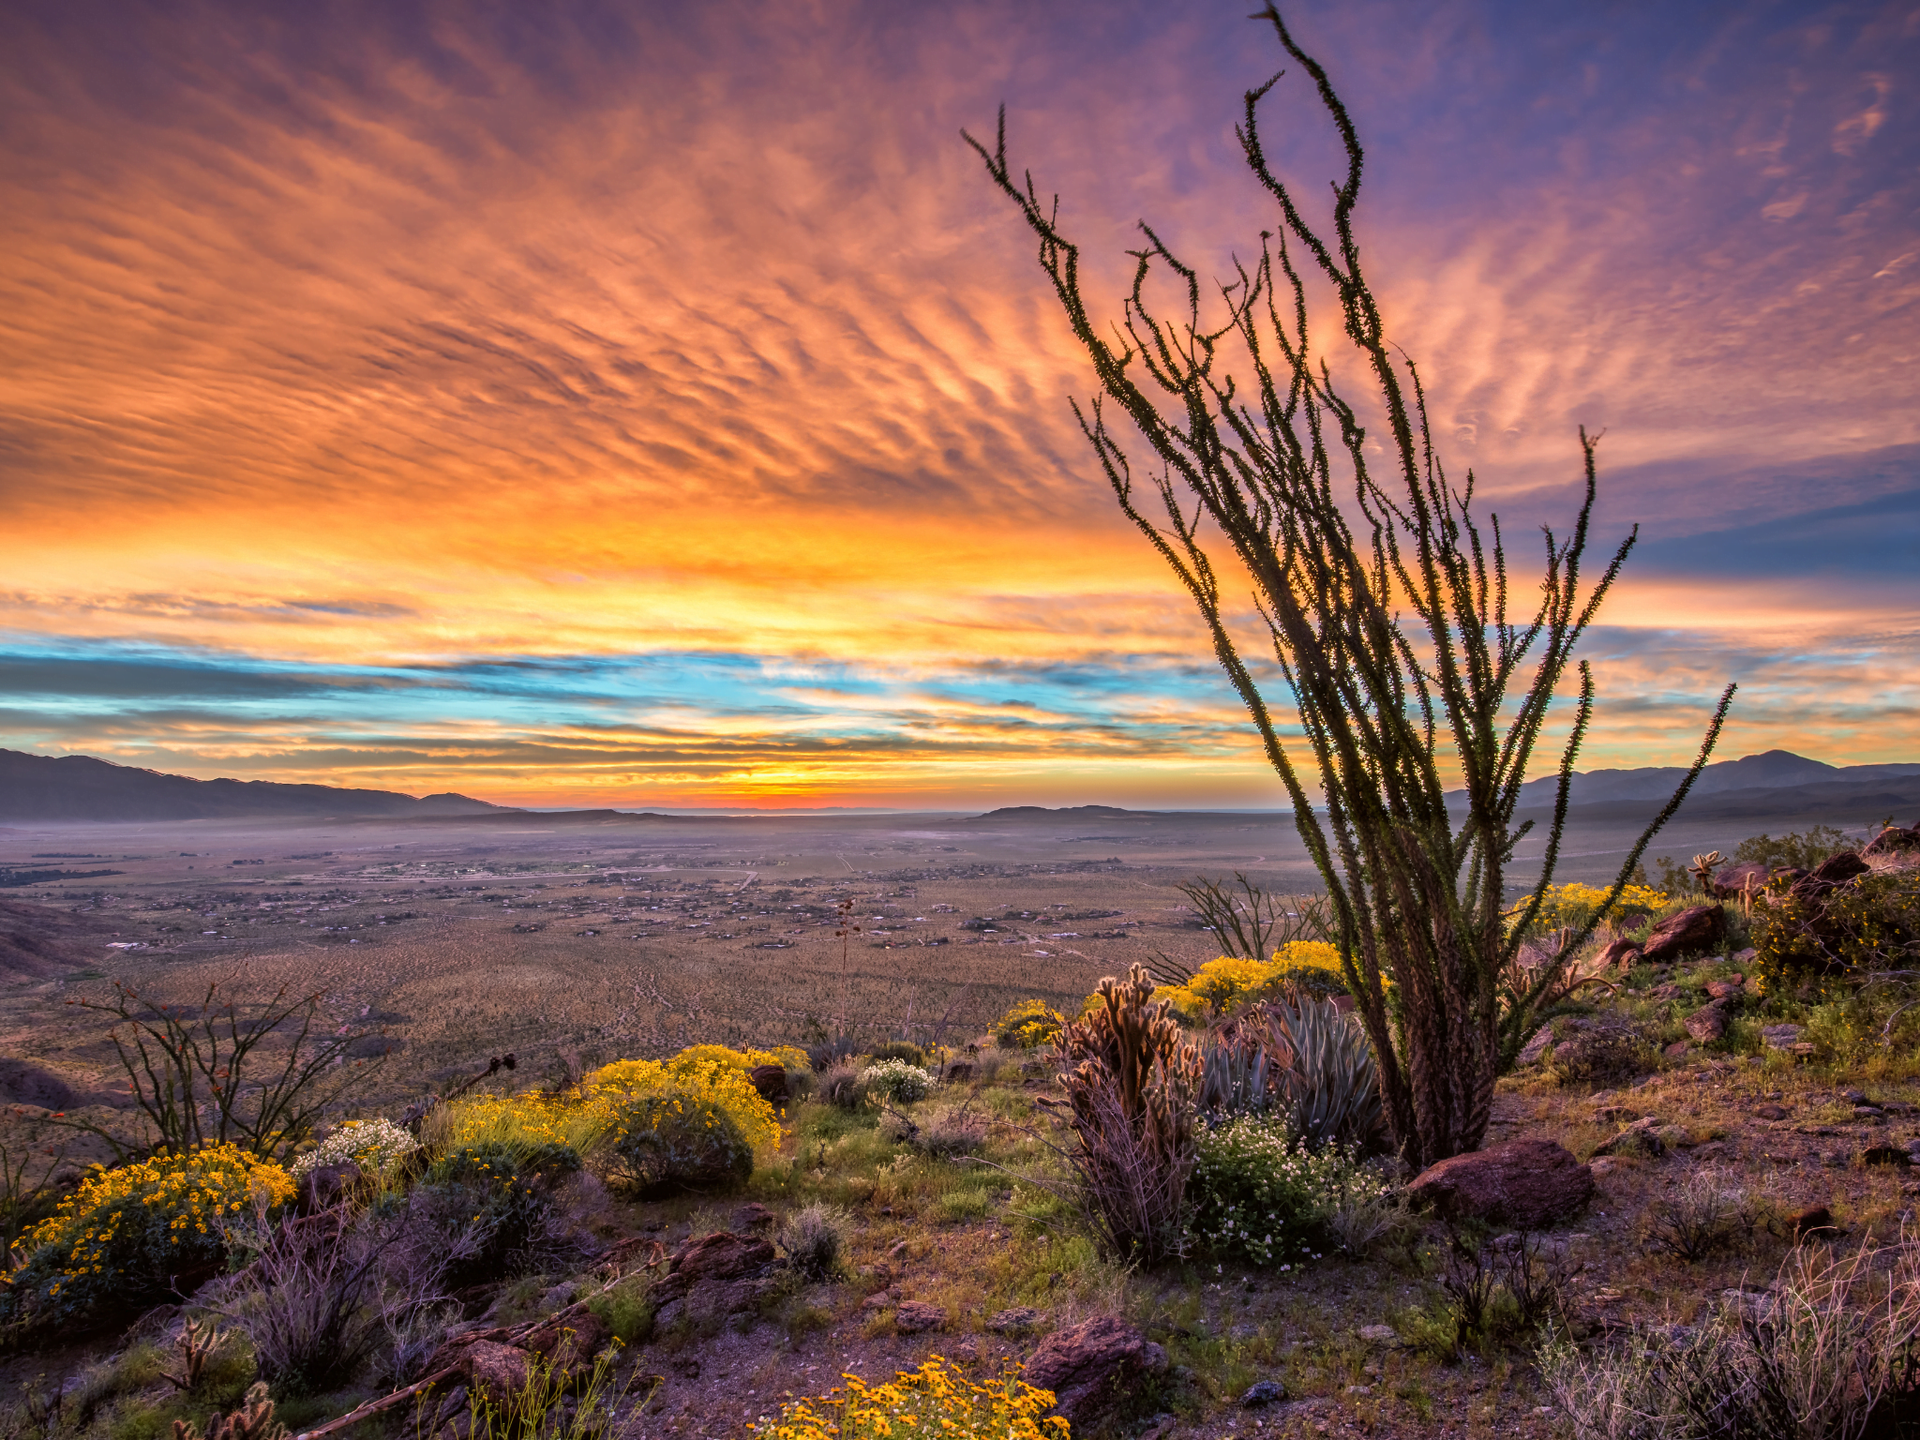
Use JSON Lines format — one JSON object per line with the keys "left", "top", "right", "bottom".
{"left": 748, "top": 1063, "right": 789, "bottom": 1102}
{"left": 731, "top": 1201, "right": 777, "bottom": 1233}
{"left": 1792, "top": 851, "right": 1870, "bottom": 900}
{"left": 296, "top": 1161, "right": 363, "bottom": 1213}
{"left": 1709, "top": 862, "right": 1771, "bottom": 899}
{"left": 1863, "top": 825, "right": 1920, "bottom": 857}
{"left": 522, "top": 1310, "right": 610, "bottom": 1378}
{"left": 1407, "top": 1139, "right": 1595, "bottom": 1228}
{"left": 649, "top": 1231, "right": 777, "bottom": 1329}
{"left": 1596, "top": 937, "right": 1643, "bottom": 970}
{"left": 1791, "top": 1204, "right": 1838, "bottom": 1240}
{"left": 1023, "top": 1315, "right": 1170, "bottom": 1425}
{"left": 1640, "top": 904, "right": 1727, "bottom": 963}
{"left": 460, "top": 1341, "right": 532, "bottom": 1399}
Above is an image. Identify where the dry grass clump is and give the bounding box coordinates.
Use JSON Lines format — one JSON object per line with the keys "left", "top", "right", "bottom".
{"left": 1542, "top": 1231, "right": 1920, "bottom": 1438}
{"left": 777, "top": 1202, "right": 852, "bottom": 1281}
{"left": 1640, "top": 1165, "right": 1762, "bottom": 1263}
{"left": 880, "top": 1101, "right": 989, "bottom": 1158}
{"left": 820, "top": 1062, "right": 865, "bottom": 1112}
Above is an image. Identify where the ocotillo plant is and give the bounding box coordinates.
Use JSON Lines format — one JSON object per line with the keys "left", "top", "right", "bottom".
{"left": 967, "top": 6, "right": 1731, "bottom": 1166}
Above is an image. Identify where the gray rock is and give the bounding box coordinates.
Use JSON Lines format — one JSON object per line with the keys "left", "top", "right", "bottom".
{"left": 1241, "top": 1380, "right": 1287, "bottom": 1406}
{"left": 1762, "top": 1023, "right": 1806, "bottom": 1049}
{"left": 1641, "top": 904, "right": 1727, "bottom": 963}
{"left": 649, "top": 1230, "right": 778, "bottom": 1330}
{"left": 1517, "top": 1024, "right": 1553, "bottom": 1066}
{"left": 1684, "top": 1001, "right": 1729, "bottom": 1043}
{"left": 986, "top": 1306, "right": 1042, "bottom": 1335}
{"left": 894, "top": 1301, "right": 946, "bottom": 1334}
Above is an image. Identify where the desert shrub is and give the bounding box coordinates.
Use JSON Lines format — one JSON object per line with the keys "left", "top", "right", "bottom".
{"left": 585, "top": 1277, "right": 654, "bottom": 1346}
{"left": 600, "top": 1091, "right": 752, "bottom": 1198}
{"left": 778, "top": 1202, "right": 851, "bottom": 1281}
{"left": 0, "top": 1143, "right": 294, "bottom": 1337}
{"left": 1187, "top": 1116, "right": 1391, "bottom": 1265}
{"left": 1734, "top": 824, "right": 1853, "bottom": 874}
{"left": 1639, "top": 1166, "right": 1758, "bottom": 1263}
{"left": 457, "top": 1345, "right": 634, "bottom": 1440}
{"left": 673, "top": 1042, "right": 811, "bottom": 1076}
{"left": 58, "top": 981, "right": 386, "bottom": 1164}
{"left": 758, "top": 1357, "right": 1067, "bottom": 1440}
{"left": 882, "top": 1102, "right": 987, "bottom": 1159}
{"left": 867, "top": 1041, "right": 927, "bottom": 1067}
{"left": 1508, "top": 882, "right": 1671, "bottom": 941}
{"left": 1803, "top": 976, "right": 1920, "bottom": 1065}
{"left": 291, "top": 1117, "right": 419, "bottom": 1181}
{"left": 860, "top": 1059, "right": 935, "bottom": 1105}
{"left": 994, "top": 999, "right": 1066, "bottom": 1051}
{"left": 0, "top": 1137, "right": 68, "bottom": 1257}
{"left": 1412, "top": 1230, "right": 1574, "bottom": 1361}
{"left": 1054, "top": 966, "right": 1198, "bottom": 1262}
{"left": 1541, "top": 1233, "right": 1920, "bottom": 1438}
{"left": 583, "top": 1052, "right": 780, "bottom": 1153}
{"left": 413, "top": 1141, "right": 582, "bottom": 1283}
{"left": 820, "top": 1062, "right": 866, "bottom": 1111}
{"left": 213, "top": 1205, "right": 390, "bottom": 1395}
{"left": 428, "top": 1091, "right": 609, "bottom": 1160}
{"left": 1157, "top": 941, "right": 1352, "bottom": 1021}
{"left": 1752, "top": 867, "right": 1920, "bottom": 993}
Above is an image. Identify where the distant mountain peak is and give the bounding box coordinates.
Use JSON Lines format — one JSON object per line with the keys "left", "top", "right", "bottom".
{"left": 974, "top": 804, "right": 1140, "bottom": 820}
{"left": 0, "top": 749, "right": 508, "bottom": 822}
{"left": 1498, "top": 749, "right": 1918, "bottom": 810}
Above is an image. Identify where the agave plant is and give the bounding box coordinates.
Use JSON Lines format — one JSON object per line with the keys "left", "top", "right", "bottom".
{"left": 1197, "top": 1016, "right": 1289, "bottom": 1117}
{"left": 1201, "top": 996, "right": 1386, "bottom": 1154}
{"left": 1272, "top": 995, "right": 1386, "bottom": 1153}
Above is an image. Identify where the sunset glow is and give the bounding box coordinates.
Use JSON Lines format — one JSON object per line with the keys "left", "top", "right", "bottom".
{"left": 3, "top": 1, "right": 1914, "bottom": 806}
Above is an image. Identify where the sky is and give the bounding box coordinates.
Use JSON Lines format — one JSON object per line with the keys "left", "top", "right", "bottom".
{"left": 1, "top": 0, "right": 1914, "bottom": 810}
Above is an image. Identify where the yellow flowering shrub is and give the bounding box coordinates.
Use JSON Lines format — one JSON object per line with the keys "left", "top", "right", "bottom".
{"left": 429, "top": 1090, "right": 610, "bottom": 1159}
{"left": 1157, "top": 941, "right": 1352, "bottom": 1021}
{"left": 671, "top": 1042, "right": 809, "bottom": 1075}
{"left": 1507, "top": 882, "right": 1670, "bottom": 938}
{"left": 583, "top": 1052, "right": 780, "bottom": 1153}
{"left": 1, "top": 1143, "right": 293, "bottom": 1333}
{"left": 601, "top": 1088, "right": 754, "bottom": 1197}
{"left": 754, "top": 1357, "right": 1069, "bottom": 1440}
{"left": 994, "top": 998, "right": 1067, "bottom": 1050}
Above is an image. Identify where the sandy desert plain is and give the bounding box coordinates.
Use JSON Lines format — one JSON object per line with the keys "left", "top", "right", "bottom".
{"left": 0, "top": 799, "right": 1796, "bottom": 1125}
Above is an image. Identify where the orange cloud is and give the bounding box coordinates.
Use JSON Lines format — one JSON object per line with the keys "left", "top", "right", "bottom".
{"left": 0, "top": 0, "right": 1913, "bottom": 802}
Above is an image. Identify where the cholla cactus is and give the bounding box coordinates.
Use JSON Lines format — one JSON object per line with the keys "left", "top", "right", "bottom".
{"left": 289, "top": 1117, "right": 418, "bottom": 1179}
{"left": 172, "top": 1382, "right": 287, "bottom": 1440}
{"left": 1054, "top": 965, "right": 1200, "bottom": 1261}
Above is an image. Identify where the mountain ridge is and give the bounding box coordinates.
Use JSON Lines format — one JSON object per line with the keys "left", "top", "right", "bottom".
{"left": 0, "top": 750, "right": 506, "bottom": 822}
{"left": 1504, "top": 748, "right": 1920, "bottom": 808}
